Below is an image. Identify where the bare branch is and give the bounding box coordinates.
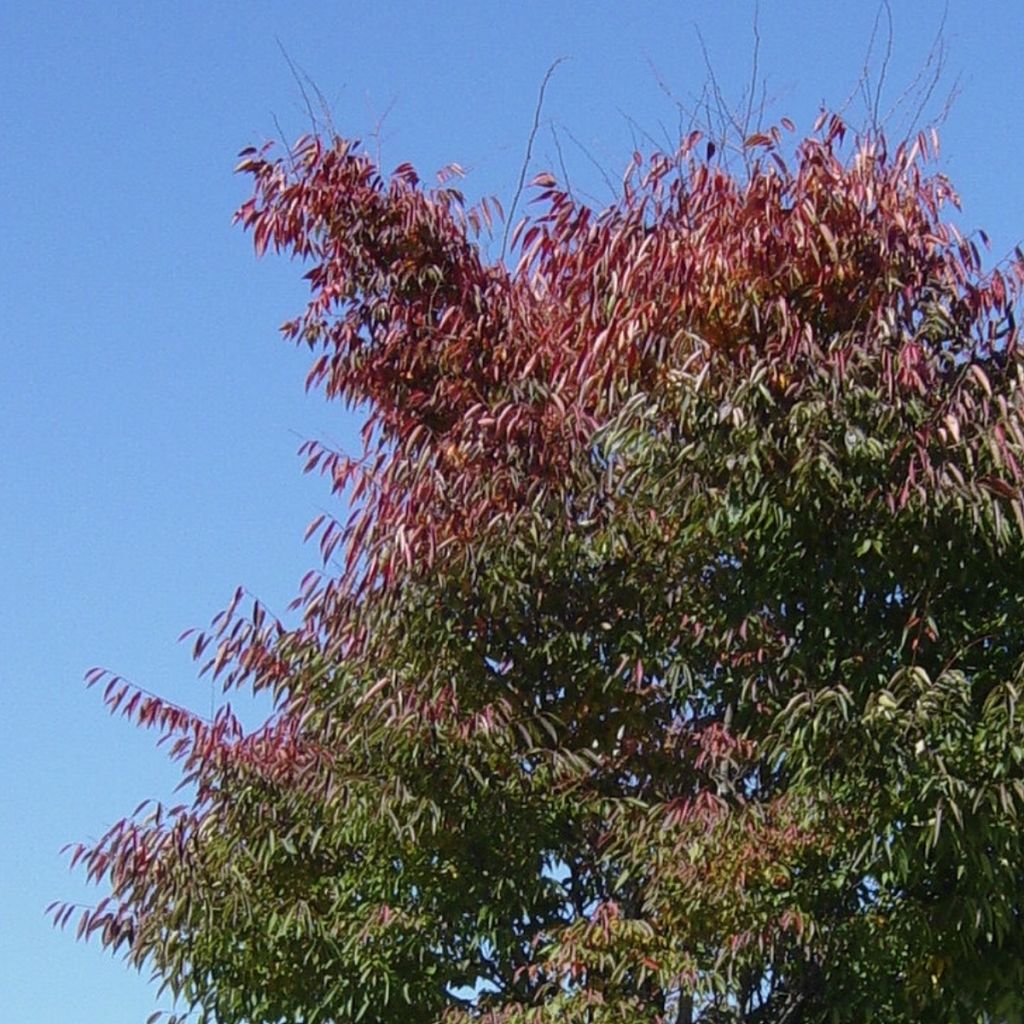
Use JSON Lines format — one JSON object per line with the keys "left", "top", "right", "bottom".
{"left": 277, "top": 38, "right": 318, "bottom": 136}
{"left": 276, "top": 40, "right": 341, "bottom": 140}
{"left": 839, "top": 1, "right": 956, "bottom": 140}
{"left": 548, "top": 122, "right": 573, "bottom": 202}
{"left": 557, "top": 122, "right": 618, "bottom": 203}
{"left": 886, "top": 1, "right": 954, "bottom": 135}
{"left": 618, "top": 108, "right": 662, "bottom": 154}
{"left": 645, "top": 55, "right": 718, "bottom": 154}
{"left": 871, "top": 0, "right": 895, "bottom": 131}
{"left": 743, "top": 1, "right": 762, "bottom": 139}
{"left": 364, "top": 91, "right": 398, "bottom": 172}
{"left": 694, "top": 24, "right": 739, "bottom": 163}
{"left": 501, "top": 57, "right": 568, "bottom": 260}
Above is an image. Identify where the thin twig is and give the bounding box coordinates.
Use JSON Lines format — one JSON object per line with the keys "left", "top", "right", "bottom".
{"left": 857, "top": 5, "right": 883, "bottom": 123}
{"left": 364, "top": 91, "right": 398, "bottom": 171}
{"left": 618, "top": 109, "right": 662, "bottom": 154}
{"left": 559, "top": 123, "right": 618, "bottom": 202}
{"left": 694, "top": 24, "right": 739, "bottom": 161}
{"left": 646, "top": 55, "right": 708, "bottom": 146}
{"left": 271, "top": 112, "right": 293, "bottom": 163}
{"left": 501, "top": 57, "right": 568, "bottom": 260}
{"left": 277, "top": 39, "right": 319, "bottom": 136}
{"left": 743, "top": 1, "right": 762, "bottom": 140}
{"left": 549, "top": 123, "right": 573, "bottom": 201}
{"left": 890, "top": 0, "right": 952, "bottom": 135}
{"left": 871, "top": 0, "right": 894, "bottom": 131}
{"left": 274, "top": 41, "right": 346, "bottom": 170}
{"left": 656, "top": 117, "right": 675, "bottom": 152}
{"left": 755, "top": 76, "right": 769, "bottom": 135}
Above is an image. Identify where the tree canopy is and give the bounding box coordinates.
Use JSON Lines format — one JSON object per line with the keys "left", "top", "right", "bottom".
{"left": 58, "top": 113, "right": 1024, "bottom": 1023}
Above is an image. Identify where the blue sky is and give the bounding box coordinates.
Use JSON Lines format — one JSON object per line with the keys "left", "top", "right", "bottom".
{"left": 2, "top": 2, "right": 1022, "bottom": 1020}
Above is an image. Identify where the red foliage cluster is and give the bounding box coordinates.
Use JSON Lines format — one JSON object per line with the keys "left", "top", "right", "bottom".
{"left": 234, "top": 116, "right": 1016, "bottom": 607}
{"left": 172, "top": 114, "right": 1019, "bottom": 720}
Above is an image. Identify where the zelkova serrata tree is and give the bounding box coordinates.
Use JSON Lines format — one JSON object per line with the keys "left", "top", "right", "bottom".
{"left": 58, "top": 114, "right": 1024, "bottom": 1023}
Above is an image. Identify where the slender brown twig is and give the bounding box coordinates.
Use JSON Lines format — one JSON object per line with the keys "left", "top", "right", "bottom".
{"left": 501, "top": 57, "right": 568, "bottom": 261}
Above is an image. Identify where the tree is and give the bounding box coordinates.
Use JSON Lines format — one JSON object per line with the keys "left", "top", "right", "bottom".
{"left": 57, "top": 112, "right": 1024, "bottom": 1023}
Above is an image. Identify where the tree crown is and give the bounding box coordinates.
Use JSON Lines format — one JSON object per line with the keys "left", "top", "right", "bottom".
{"left": 58, "top": 114, "right": 1024, "bottom": 1024}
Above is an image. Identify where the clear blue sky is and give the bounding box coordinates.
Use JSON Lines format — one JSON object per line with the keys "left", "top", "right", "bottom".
{"left": 2, "top": 2, "right": 1021, "bottom": 1020}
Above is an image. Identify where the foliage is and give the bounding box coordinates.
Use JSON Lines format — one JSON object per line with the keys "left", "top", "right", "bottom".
{"left": 57, "top": 114, "right": 1024, "bottom": 1023}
